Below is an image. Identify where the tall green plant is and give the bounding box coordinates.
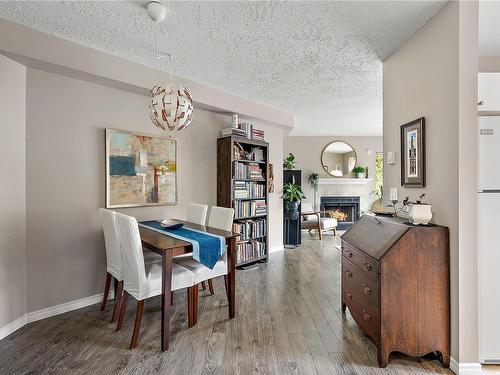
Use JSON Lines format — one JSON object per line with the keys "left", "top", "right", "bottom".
{"left": 283, "top": 176, "right": 305, "bottom": 202}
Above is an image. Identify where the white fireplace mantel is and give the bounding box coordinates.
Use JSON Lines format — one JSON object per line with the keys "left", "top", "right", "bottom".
{"left": 318, "top": 178, "right": 372, "bottom": 185}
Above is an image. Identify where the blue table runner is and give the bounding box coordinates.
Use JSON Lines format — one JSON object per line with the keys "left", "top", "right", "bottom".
{"left": 139, "top": 221, "right": 226, "bottom": 269}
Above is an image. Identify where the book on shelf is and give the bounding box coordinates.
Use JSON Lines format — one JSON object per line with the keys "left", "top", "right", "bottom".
{"left": 233, "top": 218, "right": 266, "bottom": 241}
{"left": 234, "top": 200, "right": 267, "bottom": 218}
{"left": 236, "top": 240, "right": 266, "bottom": 264}
{"left": 233, "top": 181, "right": 265, "bottom": 199}
{"left": 233, "top": 162, "right": 265, "bottom": 180}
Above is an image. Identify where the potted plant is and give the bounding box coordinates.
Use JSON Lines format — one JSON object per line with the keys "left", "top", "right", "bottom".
{"left": 307, "top": 173, "right": 319, "bottom": 210}
{"left": 283, "top": 176, "right": 305, "bottom": 219}
{"left": 353, "top": 166, "right": 366, "bottom": 179}
{"left": 403, "top": 193, "right": 432, "bottom": 225}
{"left": 283, "top": 153, "right": 297, "bottom": 170}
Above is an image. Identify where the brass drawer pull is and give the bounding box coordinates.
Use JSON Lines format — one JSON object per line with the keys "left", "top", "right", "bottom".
{"left": 346, "top": 291, "right": 352, "bottom": 300}
{"left": 346, "top": 250, "right": 353, "bottom": 258}
{"left": 346, "top": 270, "right": 353, "bottom": 278}
{"left": 363, "top": 285, "right": 371, "bottom": 295}
{"left": 362, "top": 261, "right": 372, "bottom": 272}
{"left": 363, "top": 310, "right": 371, "bottom": 321}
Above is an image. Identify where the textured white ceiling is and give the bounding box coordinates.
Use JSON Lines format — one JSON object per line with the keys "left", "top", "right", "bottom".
{"left": 0, "top": 1, "right": 446, "bottom": 136}
{"left": 479, "top": 2, "right": 500, "bottom": 56}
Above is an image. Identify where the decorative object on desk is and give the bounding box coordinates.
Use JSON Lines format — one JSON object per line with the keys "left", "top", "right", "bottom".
{"left": 106, "top": 129, "right": 177, "bottom": 208}
{"left": 353, "top": 166, "right": 366, "bottom": 179}
{"left": 307, "top": 173, "right": 319, "bottom": 210}
{"left": 283, "top": 153, "right": 297, "bottom": 170}
{"left": 321, "top": 141, "right": 357, "bottom": 177}
{"left": 401, "top": 117, "right": 425, "bottom": 187}
{"left": 147, "top": 3, "right": 193, "bottom": 133}
{"left": 282, "top": 176, "right": 305, "bottom": 220}
{"left": 403, "top": 193, "right": 432, "bottom": 225}
{"left": 268, "top": 164, "right": 275, "bottom": 193}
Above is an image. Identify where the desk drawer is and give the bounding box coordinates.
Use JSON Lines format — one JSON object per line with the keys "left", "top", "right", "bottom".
{"left": 342, "top": 258, "right": 379, "bottom": 308}
{"left": 342, "top": 279, "right": 380, "bottom": 343}
{"left": 342, "top": 241, "right": 380, "bottom": 281}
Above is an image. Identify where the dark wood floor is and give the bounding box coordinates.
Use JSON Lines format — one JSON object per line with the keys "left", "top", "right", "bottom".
{"left": 0, "top": 234, "right": 452, "bottom": 375}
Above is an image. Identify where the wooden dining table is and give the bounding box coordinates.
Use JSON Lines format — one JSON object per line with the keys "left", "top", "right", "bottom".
{"left": 138, "top": 220, "right": 238, "bottom": 352}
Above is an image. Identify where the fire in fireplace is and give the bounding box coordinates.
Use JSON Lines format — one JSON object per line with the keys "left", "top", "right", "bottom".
{"left": 320, "top": 196, "right": 360, "bottom": 230}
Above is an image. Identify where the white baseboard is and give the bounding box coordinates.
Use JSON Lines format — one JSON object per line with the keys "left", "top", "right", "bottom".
{"left": 0, "top": 314, "right": 28, "bottom": 341}
{"left": 450, "top": 357, "right": 484, "bottom": 374}
{"left": 0, "top": 290, "right": 114, "bottom": 341}
{"left": 269, "top": 245, "right": 284, "bottom": 253}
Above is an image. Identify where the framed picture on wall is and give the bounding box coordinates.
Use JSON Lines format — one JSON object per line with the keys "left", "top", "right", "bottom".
{"left": 105, "top": 129, "right": 177, "bottom": 208}
{"left": 400, "top": 117, "right": 425, "bottom": 187}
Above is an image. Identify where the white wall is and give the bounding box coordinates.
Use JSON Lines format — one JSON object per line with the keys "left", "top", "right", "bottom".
{"left": 383, "top": 1, "right": 479, "bottom": 364}
{"left": 24, "top": 68, "right": 284, "bottom": 312}
{"left": 0, "top": 55, "right": 27, "bottom": 329}
{"left": 284, "top": 136, "right": 382, "bottom": 213}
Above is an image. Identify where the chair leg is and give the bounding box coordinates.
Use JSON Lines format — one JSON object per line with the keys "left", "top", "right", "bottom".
{"left": 171, "top": 291, "right": 174, "bottom": 307}
{"left": 116, "top": 291, "right": 129, "bottom": 332}
{"left": 333, "top": 228, "right": 337, "bottom": 237}
{"left": 188, "top": 285, "right": 199, "bottom": 327}
{"left": 111, "top": 280, "right": 124, "bottom": 323}
{"left": 188, "top": 286, "right": 194, "bottom": 327}
{"left": 101, "top": 272, "right": 112, "bottom": 311}
{"left": 130, "top": 300, "right": 144, "bottom": 349}
{"left": 201, "top": 281, "right": 206, "bottom": 291}
{"left": 317, "top": 223, "right": 323, "bottom": 240}
{"left": 224, "top": 275, "right": 228, "bottom": 298}
{"left": 208, "top": 279, "right": 214, "bottom": 295}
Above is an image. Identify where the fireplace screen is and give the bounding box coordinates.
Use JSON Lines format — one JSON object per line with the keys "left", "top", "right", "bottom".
{"left": 320, "top": 196, "right": 360, "bottom": 230}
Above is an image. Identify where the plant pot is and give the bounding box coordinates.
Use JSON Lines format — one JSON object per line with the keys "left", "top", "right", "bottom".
{"left": 285, "top": 201, "right": 300, "bottom": 220}
{"left": 356, "top": 173, "right": 365, "bottom": 179}
{"left": 408, "top": 204, "right": 432, "bottom": 225}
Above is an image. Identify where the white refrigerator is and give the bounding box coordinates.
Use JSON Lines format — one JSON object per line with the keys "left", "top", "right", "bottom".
{"left": 478, "top": 116, "right": 500, "bottom": 364}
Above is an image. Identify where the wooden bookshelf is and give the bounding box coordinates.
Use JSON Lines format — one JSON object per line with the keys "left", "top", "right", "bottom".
{"left": 217, "top": 136, "right": 269, "bottom": 267}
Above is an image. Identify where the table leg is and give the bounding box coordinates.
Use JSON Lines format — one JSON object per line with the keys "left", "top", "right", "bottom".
{"left": 161, "top": 252, "right": 173, "bottom": 351}
{"left": 227, "top": 236, "right": 236, "bottom": 318}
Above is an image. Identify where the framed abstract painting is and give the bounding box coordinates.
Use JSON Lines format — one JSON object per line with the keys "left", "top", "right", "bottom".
{"left": 400, "top": 117, "right": 425, "bottom": 187}
{"left": 105, "top": 129, "right": 177, "bottom": 208}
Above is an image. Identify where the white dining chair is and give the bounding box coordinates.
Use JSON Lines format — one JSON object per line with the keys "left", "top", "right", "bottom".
{"left": 114, "top": 212, "right": 196, "bottom": 349}
{"left": 173, "top": 206, "right": 234, "bottom": 326}
{"left": 186, "top": 203, "right": 208, "bottom": 225}
{"left": 98, "top": 208, "right": 161, "bottom": 323}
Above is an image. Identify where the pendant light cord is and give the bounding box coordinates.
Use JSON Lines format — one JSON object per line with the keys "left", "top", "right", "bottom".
{"left": 154, "top": 21, "right": 173, "bottom": 81}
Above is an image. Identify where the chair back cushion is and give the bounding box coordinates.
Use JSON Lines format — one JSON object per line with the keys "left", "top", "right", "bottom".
{"left": 208, "top": 206, "right": 235, "bottom": 231}
{"left": 98, "top": 208, "right": 122, "bottom": 280}
{"left": 186, "top": 203, "right": 208, "bottom": 226}
{"left": 115, "top": 212, "right": 147, "bottom": 296}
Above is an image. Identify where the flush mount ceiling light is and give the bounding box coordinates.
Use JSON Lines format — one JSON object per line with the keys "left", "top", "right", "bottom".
{"left": 147, "top": 1, "right": 193, "bottom": 133}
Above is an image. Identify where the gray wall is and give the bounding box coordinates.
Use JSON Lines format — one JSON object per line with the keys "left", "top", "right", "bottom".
{"left": 0, "top": 55, "right": 27, "bottom": 328}
{"left": 383, "top": 1, "right": 479, "bottom": 363}
{"left": 25, "top": 67, "right": 284, "bottom": 312}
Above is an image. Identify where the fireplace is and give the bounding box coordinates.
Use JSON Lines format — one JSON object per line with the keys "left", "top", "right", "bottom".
{"left": 320, "top": 196, "right": 360, "bottom": 230}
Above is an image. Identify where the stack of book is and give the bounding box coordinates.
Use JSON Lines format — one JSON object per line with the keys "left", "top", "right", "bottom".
{"left": 236, "top": 240, "right": 266, "bottom": 264}
{"left": 233, "top": 219, "right": 266, "bottom": 241}
{"left": 248, "top": 165, "right": 263, "bottom": 180}
{"left": 233, "top": 162, "right": 264, "bottom": 180}
{"left": 221, "top": 127, "right": 246, "bottom": 138}
{"left": 234, "top": 200, "right": 267, "bottom": 218}
{"left": 233, "top": 181, "right": 265, "bottom": 199}
{"left": 251, "top": 128, "right": 265, "bottom": 141}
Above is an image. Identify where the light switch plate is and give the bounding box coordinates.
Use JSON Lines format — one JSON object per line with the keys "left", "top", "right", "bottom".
{"left": 387, "top": 151, "right": 396, "bottom": 165}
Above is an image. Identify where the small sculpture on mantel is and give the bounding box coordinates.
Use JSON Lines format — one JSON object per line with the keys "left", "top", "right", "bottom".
{"left": 387, "top": 195, "right": 409, "bottom": 217}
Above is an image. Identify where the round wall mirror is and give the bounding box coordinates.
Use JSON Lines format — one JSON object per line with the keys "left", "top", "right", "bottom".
{"left": 321, "top": 141, "right": 357, "bottom": 177}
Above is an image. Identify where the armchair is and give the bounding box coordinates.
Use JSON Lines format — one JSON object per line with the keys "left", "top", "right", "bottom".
{"left": 301, "top": 202, "right": 337, "bottom": 240}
